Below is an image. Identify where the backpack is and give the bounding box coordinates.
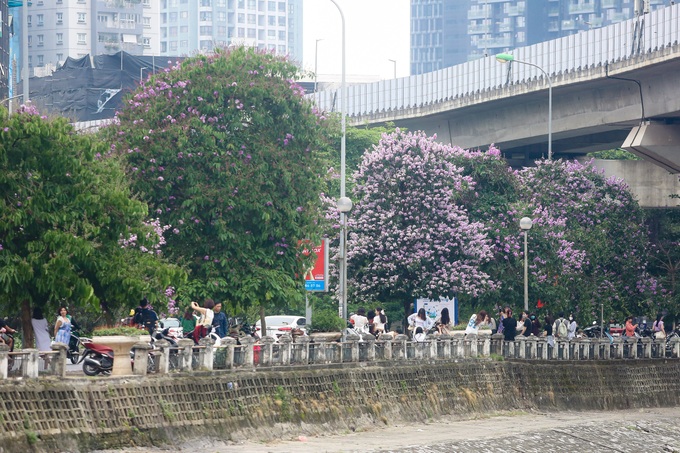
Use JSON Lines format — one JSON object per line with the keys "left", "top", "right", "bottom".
{"left": 556, "top": 319, "right": 568, "bottom": 338}
{"left": 134, "top": 308, "right": 146, "bottom": 327}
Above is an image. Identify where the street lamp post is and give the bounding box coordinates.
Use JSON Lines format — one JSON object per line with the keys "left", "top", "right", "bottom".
{"left": 337, "top": 197, "right": 353, "bottom": 321}
{"left": 140, "top": 67, "right": 148, "bottom": 84}
{"left": 388, "top": 59, "right": 396, "bottom": 79}
{"left": 314, "top": 39, "right": 323, "bottom": 94}
{"left": 328, "top": 0, "right": 348, "bottom": 321}
{"left": 496, "top": 53, "right": 553, "bottom": 160}
{"left": 519, "top": 217, "right": 533, "bottom": 312}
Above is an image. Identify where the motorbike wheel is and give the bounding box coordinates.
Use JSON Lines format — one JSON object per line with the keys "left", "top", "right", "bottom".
{"left": 69, "top": 352, "right": 79, "bottom": 364}
{"left": 83, "top": 362, "right": 100, "bottom": 376}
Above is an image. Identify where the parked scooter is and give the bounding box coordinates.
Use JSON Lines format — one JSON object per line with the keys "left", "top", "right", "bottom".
{"left": 67, "top": 330, "right": 86, "bottom": 364}
{"left": 78, "top": 338, "right": 113, "bottom": 376}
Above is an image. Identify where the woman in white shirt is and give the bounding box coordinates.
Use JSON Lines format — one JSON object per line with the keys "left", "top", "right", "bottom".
{"left": 465, "top": 310, "right": 488, "bottom": 335}
{"left": 190, "top": 299, "right": 215, "bottom": 343}
{"left": 408, "top": 308, "right": 434, "bottom": 336}
{"left": 350, "top": 307, "right": 370, "bottom": 334}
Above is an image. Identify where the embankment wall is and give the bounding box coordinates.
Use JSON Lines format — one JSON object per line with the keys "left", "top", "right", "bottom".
{"left": 2, "top": 359, "right": 680, "bottom": 452}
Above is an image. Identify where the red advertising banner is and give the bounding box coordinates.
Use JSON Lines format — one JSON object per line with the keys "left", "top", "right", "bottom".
{"left": 304, "top": 238, "right": 329, "bottom": 292}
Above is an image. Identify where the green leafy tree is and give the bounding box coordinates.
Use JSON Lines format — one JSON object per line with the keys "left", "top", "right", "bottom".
{"left": 103, "top": 47, "right": 331, "bottom": 330}
{"left": 0, "top": 106, "right": 182, "bottom": 346}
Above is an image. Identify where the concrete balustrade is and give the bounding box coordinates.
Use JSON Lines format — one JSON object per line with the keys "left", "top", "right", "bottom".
{"left": 3, "top": 333, "right": 680, "bottom": 380}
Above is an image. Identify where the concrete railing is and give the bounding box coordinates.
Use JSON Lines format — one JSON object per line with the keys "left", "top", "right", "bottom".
{"left": 3, "top": 334, "right": 679, "bottom": 379}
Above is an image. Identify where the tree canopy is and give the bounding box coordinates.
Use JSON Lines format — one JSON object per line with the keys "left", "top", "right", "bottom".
{"left": 344, "top": 130, "right": 664, "bottom": 325}
{"left": 0, "top": 106, "right": 182, "bottom": 341}
{"left": 102, "top": 46, "right": 331, "bottom": 316}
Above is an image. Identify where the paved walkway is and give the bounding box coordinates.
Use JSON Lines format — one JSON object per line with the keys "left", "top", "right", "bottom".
{"left": 94, "top": 407, "right": 680, "bottom": 453}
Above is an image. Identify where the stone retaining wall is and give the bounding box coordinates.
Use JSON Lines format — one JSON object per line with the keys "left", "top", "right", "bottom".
{"left": 2, "top": 359, "right": 680, "bottom": 453}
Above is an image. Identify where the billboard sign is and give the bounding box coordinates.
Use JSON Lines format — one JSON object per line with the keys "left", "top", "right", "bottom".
{"left": 414, "top": 296, "right": 459, "bottom": 325}
{"left": 304, "top": 238, "right": 329, "bottom": 292}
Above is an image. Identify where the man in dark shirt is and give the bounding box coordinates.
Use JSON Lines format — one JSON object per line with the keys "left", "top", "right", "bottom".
{"left": 212, "top": 301, "right": 228, "bottom": 338}
{"left": 501, "top": 309, "right": 518, "bottom": 341}
{"left": 0, "top": 318, "right": 16, "bottom": 350}
{"left": 521, "top": 311, "right": 532, "bottom": 337}
{"left": 134, "top": 297, "right": 158, "bottom": 335}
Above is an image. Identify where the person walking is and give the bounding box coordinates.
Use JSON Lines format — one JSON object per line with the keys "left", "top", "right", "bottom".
{"left": 624, "top": 316, "right": 638, "bottom": 337}
{"left": 652, "top": 314, "right": 666, "bottom": 340}
{"left": 567, "top": 313, "right": 578, "bottom": 340}
{"left": 31, "top": 307, "right": 51, "bottom": 352}
{"left": 54, "top": 306, "right": 72, "bottom": 346}
{"left": 501, "top": 308, "right": 518, "bottom": 341}
{"left": 212, "top": 301, "right": 228, "bottom": 338}
{"left": 544, "top": 314, "right": 555, "bottom": 348}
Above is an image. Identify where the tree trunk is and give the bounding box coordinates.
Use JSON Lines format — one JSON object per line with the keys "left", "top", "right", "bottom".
{"left": 259, "top": 304, "right": 266, "bottom": 339}
{"left": 21, "top": 299, "right": 33, "bottom": 349}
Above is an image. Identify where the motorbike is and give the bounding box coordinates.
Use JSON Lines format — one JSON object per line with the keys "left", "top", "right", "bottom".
{"left": 130, "top": 325, "right": 180, "bottom": 372}
{"left": 67, "top": 330, "right": 86, "bottom": 364}
{"left": 228, "top": 317, "right": 258, "bottom": 344}
{"left": 78, "top": 338, "right": 113, "bottom": 376}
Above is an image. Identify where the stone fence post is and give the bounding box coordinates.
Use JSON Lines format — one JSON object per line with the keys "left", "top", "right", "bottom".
{"left": 600, "top": 338, "right": 611, "bottom": 359}
{"left": 480, "top": 334, "right": 491, "bottom": 357}
{"left": 241, "top": 336, "right": 255, "bottom": 366}
{"left": 220, "top": 337, "right": 237, "bottom": 368}
{"left": 380, "top": 335, "right": 393, "bottom": 361}
{"left": 670, "top": 336, "right": 680, "bottom": 358}
{"left": 153, "top": 340, "right": 171, "bottom": 374}
{"left": 612, "top": 337, "right": 624, "bottom": 359}
{"left": 23, "top": 349, "right": 39, "bottom": 379}
{"left": 279, "top": 336, "right": 292, "bottom": 365}
{"left": 468, "top": 334, "right": 478, "bottom": 357}
{"left": 50, "top": 342, "right": 68, "bottom": 378}
{"left": 0, "top": 344, "right": 9, "bottom": 379}
{"left": 527, "top": 336, "right": 538, "bottom": 359}
{"left": 297, "top": 336, "right": 311, "bottom": 364}
{"left": 626, "top": 337, "right": 637, "bottom": 359}
{"left": 490, "top": 333, "right": 503, "bottom": 356}
{"left": 346, "top": 334, "right": 361, "bottom": 362}
{"left": 177, "top": 338, "right": 195, "bottom": 371}
{"left": 365, "top": 335, "right": 376, "bottom": 362}
{"left": 517, "top": 336, "right": 526, "bottom": 359}
{"left": 131, "top": 342, "right": 153, "bottom": 375}
{"left": 640, "top": 337, "right": 652, "bottom": 359}
{"left": 439, "top": 334, "right": 452, "bottom": 359}
{"left": 394, "top": 334, "right": 408, "bottom": 360}
{"left": 198, "top": 336, "right": 215, "bottom": 370}
{"left": 259, "top": 336, "right": 276, "bottom": 366}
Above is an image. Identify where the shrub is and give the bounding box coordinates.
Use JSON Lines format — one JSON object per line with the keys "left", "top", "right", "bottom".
{"left": 310, "top": 310, "right": 345, "bottom": 332}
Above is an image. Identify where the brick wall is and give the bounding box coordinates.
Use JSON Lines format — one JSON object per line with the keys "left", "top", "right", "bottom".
{"left": 1, "top": 360, "right": 679, "bottom": 452}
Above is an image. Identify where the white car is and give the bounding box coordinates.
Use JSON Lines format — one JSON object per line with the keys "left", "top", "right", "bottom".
{"left": 254, "top": 315, "right": 307, "bottom": 339}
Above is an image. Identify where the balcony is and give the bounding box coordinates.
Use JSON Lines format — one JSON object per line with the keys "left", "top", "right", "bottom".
{"left": 568, "top": 3, "right": 596, "bottom": 14}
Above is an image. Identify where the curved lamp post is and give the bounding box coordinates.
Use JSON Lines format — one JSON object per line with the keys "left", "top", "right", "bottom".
{"left": 519, "top": 217, "right": 533, "bottom": 311}
{"left": 337, "top": 196, "right": 353, "bottom": 321}
{"left": 496, "top": 53, "right": 553, "bottom": 160}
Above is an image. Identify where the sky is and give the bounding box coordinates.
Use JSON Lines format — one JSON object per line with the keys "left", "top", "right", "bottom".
{"left": 301, "top": 0, "right": 410, "bottom": 82}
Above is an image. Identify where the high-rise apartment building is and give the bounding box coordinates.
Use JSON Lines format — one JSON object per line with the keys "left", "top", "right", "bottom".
{"left": 159, "top": 0, "right": 303, "bottom": 62}
{"left": 1, "top": 0, "right": 9, "bottom": 100}
{"left": 13, "top": 0, "right": 159, "bottom": 77}
{"left": 411, "top": 0, "right": 669, "bottom": 75}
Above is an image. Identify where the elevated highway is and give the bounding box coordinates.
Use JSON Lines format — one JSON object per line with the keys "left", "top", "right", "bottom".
{"left": 312, "top": 4, "right": 680, "bottom": 171}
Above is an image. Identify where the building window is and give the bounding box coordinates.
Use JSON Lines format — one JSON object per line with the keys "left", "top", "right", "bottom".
{"left": 143, "top": 0, "right": 151, "bottom": 7}
{"left": 200, "top": 12, "right": 213, "bottom": 21}
{"left": 143, "top": 17, "right": 151, "bottom": 28}
{"left": 77, "top": 33, "right": 86, "bottom": 44}
{"left": 56, "top": 13, "right": 63, "bottom": 25}
{"left": 37, "top": 35, "right": 44, "bottom": 46}
{"left": 278, "top": 30, "right": 285, "bottom": 41}
{"left": 180, "top": 11, "right": 188, "bottom": 19}
{"left": 201, "top": 0, "right": 212, "bottom": 5}
{"left": 27, "top": 15, "right": 31, "bottom": 27}
{"left": 247, "top": 14, "right": 255, "bottom": 24}
{"left": 27, "top": 35, "right": 32, "bottom": 47}
{"left": 77, "top": 13, "right": 86, "bottom": 24}
{"left": 200, "top": 26, "right": 213, "bottom": 35}
{"left": 278, "top": 16, "right": 285, "bottom": 27}
{"left": 180, "top": 40, "right": 188, "bottom": 48}
{"left": 57, "top": 53, "right": 63, "bottom": 62}
{"left": 37, "top": 55, "right": 44, "bottom": 66}
{"left": 180, "top": 25, "right": 188, "bottom": 33}
{"left": 56, "top": 33, "right": 63, "bottom": 44}
{"left": 169, "top": 26, "right": 178, "bottom": 37}
{"left": 143, "top": 37, "right": 151, "bottom": 48}
{"left": 37, "top": 14, "right": 44, "bottom": 26}
{"left": 247, "top": 28, "right": 255, "bottom": 38}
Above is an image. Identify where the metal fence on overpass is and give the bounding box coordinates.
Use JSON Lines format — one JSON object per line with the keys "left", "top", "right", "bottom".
{"left": 312, "top": 4, "right": 680, "bottom": 119}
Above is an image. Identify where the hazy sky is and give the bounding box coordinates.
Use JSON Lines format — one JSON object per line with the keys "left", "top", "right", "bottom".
{"left": 301, "top": 0, "right": 410, "bottom": 81}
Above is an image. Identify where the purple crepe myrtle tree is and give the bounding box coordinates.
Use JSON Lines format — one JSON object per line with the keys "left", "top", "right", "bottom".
{"left": 102, "top": 47, "right": 329, "bottom": 329}
{"left": 345, "top": 130, "right": 498, "bottom": 327}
